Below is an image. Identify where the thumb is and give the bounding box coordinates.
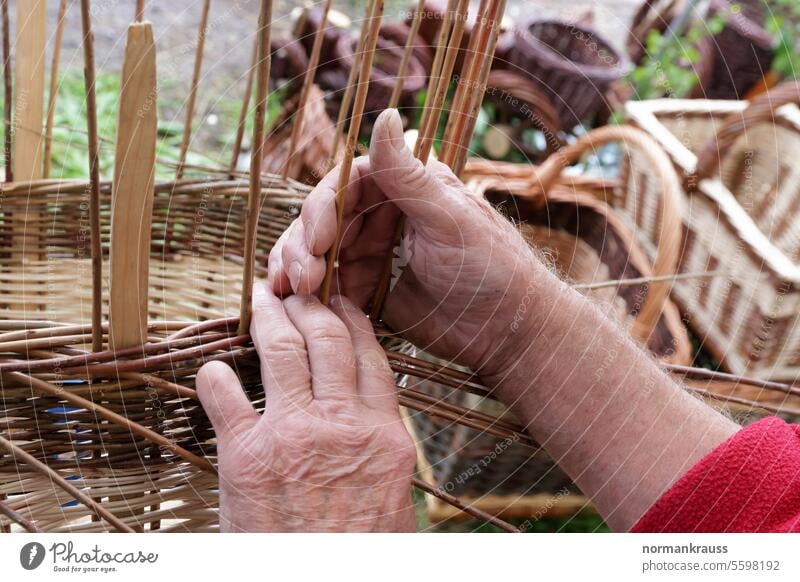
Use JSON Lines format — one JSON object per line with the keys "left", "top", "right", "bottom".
{"left": 197, "top": 361, "right": 259, "bottom": 445}
{"left": 369, "top": 109, "right": 466, "bottom": 234}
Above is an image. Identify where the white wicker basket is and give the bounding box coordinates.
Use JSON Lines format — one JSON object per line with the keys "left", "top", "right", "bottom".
{"left": 624, "top": 86, "right": 800, "bottom": 381}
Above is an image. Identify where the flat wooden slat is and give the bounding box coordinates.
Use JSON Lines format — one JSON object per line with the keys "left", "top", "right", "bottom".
{"left": 109, "top": 22, "right": 158, "bottom": 350}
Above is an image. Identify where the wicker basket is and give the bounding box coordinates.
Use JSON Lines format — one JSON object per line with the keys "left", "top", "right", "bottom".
{"left": 330, "top": 24, "right": 430, "bottom": 113}
{"left": 508, "top": 20, "right": 630, "bottom": 129}
{"left": 408, "top": 132, "right": 691, "bottom": 522}
{"left": 692, "top": 0, "right": 773, "bottom": 100}
{"left": 262, "top": 84, "right": 344, "bottom": 184}
{"left": 479, "top": 69, "right": 563, "bottom": 163}
{"left": 625, "top": 83, "right": 800, "bottom": 381}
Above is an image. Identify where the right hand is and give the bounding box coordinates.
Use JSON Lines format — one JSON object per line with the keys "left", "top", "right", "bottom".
{"left": 268, "top": 108, "right": 553, "bottom": 377}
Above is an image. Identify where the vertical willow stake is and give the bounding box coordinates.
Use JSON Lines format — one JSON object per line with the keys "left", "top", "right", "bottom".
{"left": 80, "top": 0, "right": 104, "bottom": 353}
{"left": 329, "top": 8, "right": 371, "bottom": 163}
{"left": 238, "top": 0, "right": 272, "bottom": 335}
{"left": 229, "top": 38, "right": 258, "bottom": 178}
{"left": 43, "top": 0, "right": 68, "bottom": 178}
{"left": 369, "top": 0, "right": 468, "bottom": 319}
{"left": 1, "top": 0, "right": 11, "bottom": 182}
{"left": 282, "top": 0, "right": 333, "bottom": 180}
{"left": 320, "top": 0, "right": 384, "bottom": 305}
{"left": 176, "top": 0, "right": 211, "bottom": 179}
{"left": 388, "top": 0, "right": 425, "bottom": 110}
{"left": 136, "top": 0, "right": 146, "bottom": 21}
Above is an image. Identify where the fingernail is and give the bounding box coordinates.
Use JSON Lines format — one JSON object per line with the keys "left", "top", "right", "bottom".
{"left": 385, "top": 109, "right": 405, "bottom": 152}
{"left": 289, "top": 261, "right": 303, "bottom": 293}
{"left": 304, "top": 220, "right": 315, "bottom": 251}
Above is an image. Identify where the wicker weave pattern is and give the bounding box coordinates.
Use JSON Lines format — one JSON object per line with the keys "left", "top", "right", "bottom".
{"left": 626, "top": 95, "right": 800, "bottom": 380}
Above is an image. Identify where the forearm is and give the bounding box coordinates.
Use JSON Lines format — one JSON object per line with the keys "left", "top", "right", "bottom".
{"left": 483, "top": 270, "right": 739, "bottom": 531}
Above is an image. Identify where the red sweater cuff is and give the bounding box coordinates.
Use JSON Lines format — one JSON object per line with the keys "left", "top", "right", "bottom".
{"left": 632, "top": 417, "right": 800, "bottom": 532}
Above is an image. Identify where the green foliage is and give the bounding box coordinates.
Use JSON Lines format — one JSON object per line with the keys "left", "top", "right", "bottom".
{"left": 629, "top": 9, "right": 727, "bottom": 100}
{"left": 765, "top": 0, "right": 800, "bottom": 79}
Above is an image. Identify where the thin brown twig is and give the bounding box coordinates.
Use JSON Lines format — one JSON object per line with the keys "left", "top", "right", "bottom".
{"left": 176, "top": 0, "right": 212, "bottom": 179}
{"left": 79, "top": 0, "right": 104, "bottom": 354}
{"left": 411, "top": 477, "right": 520, "bottom": 532}
{"left": 228, "top": 38, "right": 258, "bottom": 178}
{"left": 0, "top": 434, "right": 134, "bottom": 532}
{"left": 1, "top": 0, "right": 11, "bottom": 181}
{"left": 0, "top": 498, "right": 42, "bottom": 533}
{"left": 320, "top": 0, "right": 384, "bottom": 304}
{"left": 282, "top": 0, "right": 333, "bottom": 180}
{"left": 136, "top": 0, "right": 146, "bottom": 21}
{"left": 388, "top": 0, "right": 426, "bottom": 109}
{"left": 573, "top": 270, "right": 730, "bottom": 291}
{"left": 329, "top": 6, "right": 372, "bottom": 163}
{"left": 43, "top": 0, "right": 69, "bottom": 179}
{"left": 238, "top": 0, "right": 273, "bottom": 335}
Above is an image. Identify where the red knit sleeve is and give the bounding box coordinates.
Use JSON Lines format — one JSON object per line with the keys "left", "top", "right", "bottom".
{"left": 632, "top": 416, "right": 800, "bottom": 532}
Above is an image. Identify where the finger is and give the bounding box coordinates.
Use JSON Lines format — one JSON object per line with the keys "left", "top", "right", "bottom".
{"left": 280, "top": 221, "right": 326, "bottom": 295}
{"left": 267, "top": 229, "right": 293, "bottom": 297}
{"left": 301, "top": 156, "right": 373, "bottom": 257}
{"left": 329, "top": 295, "right": 398, "bottom": 413}
{"left": 369, "top": 108, "right": 470, "bottom": 234}
{"left": 197, "top": 361, "right": 259, "bottom": 445}
{"left": 251, "top": 282, "right": 313, "bottom": 410}
{"left": 282, "top": 294, "right": 358, "bottom": 402}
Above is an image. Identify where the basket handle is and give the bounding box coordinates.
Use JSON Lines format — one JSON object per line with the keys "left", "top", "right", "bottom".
{"left": 108, "top": 22, "right": 157, "bottom": 351}
{"left": 533, "top": 125, "right": 684, "bottom": 344}
{"left": 694, "top": 81, "right": 800, "bottom": 183}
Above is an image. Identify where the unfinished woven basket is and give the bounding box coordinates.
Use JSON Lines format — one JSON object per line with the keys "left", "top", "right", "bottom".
{"left": 626, "top": 83, "right": 800, "bottom": 381}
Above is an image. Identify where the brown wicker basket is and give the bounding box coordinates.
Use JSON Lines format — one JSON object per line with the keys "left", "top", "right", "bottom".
{"left": 625, "top": 82, "right": 800, "bottom": 381}
{"left": 262, "top": 84, "right": 344, "bottom": 184}
{"left": 508, "top": 20, "right": 630, "bottom": 129}
{"left": 691, "top": 0, "right": 774, "bottom": 100}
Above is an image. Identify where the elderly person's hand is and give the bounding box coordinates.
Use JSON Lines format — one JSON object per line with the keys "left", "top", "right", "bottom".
{"left": 197, "top": 283, "right": 416, "bottom": 532}
{"left": 268, "top": 108, "right": 545, "bottom": 378}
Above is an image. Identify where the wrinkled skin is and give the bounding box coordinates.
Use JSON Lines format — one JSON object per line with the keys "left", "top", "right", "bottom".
{"left": 197, "top": 286, "right": 416, "bottom": 532}
{"left": 268, "top": 108, "right": 544, "bottom": 378}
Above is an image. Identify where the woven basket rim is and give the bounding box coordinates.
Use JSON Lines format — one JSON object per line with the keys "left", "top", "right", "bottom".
{"left": 514, "top": 19, "right": 630, "bottom": 82}
{"left": 625, "top": 98, "right": 800, "bottom": 282}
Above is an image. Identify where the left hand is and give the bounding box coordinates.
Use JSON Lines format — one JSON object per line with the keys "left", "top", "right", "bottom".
{"left": 197, "top": 283, "right": 417, "bottom": 532}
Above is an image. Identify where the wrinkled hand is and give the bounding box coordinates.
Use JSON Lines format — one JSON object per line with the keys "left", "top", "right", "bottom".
{"left": 269, "top": 108, "right": 544, "bottom": 377}
{"left": 197, "top": 284, "right": 416, "bottom": 532}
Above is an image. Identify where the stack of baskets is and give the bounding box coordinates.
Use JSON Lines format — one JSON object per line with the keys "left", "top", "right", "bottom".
{"left": 625, "top": 83, "right": 800, "bottom": 382}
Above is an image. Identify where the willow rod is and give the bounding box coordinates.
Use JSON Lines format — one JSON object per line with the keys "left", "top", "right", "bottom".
{"left": 282, "top": 0, "right": 333, "bottom": 180}
{"left": 1, "top": 0, "right": 10, "bottom": 181}
{"left": 176, "top": 0, "right": 212, "bottom": 179}
{"left": 320, "top": 0, "right": 384, "bottom": 304}
{"left": 238, "top": 0, "right": 273, "bottom": 335}
{"left": 329, "top": 5, "right": 372, "bottom": 163}
{"left": 3, "top": 370, "right": 217, "bottom": 474}
{"left": 229, "top": 38, "right": 258, "bottom": 178}
{"left": 43, "top": 0, "right": 68, "bottom": 178}
{"left": 416, "top": 0, "right": 457, "bottom": 143}
{"left": 450, "top": 0, "right": 505, "bottom": 177}
{"left": 136, "top": 0, "right": 146, "bottom": 21}
{"left": 411, "top": 477, "right": 520, "bottom": 532}
{"left": 369, "top": 0, "right": 469, "bottom": 319}
{"left": 0, "top": 434, "right": 135, "bottom": 532}
{"left": 79, "top": 0, "right": 104, "bottom": 353}
{"left": 0, "top": 498, "right": 42, "bottom": 533}
{"left": 388, "top": 0, "right": 426, "bottom": 109}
